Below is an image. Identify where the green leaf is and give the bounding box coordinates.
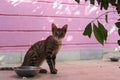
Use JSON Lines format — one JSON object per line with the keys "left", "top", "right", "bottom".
{"left": 100, "top": 0, "right": 104, "bottom": 10}
{"left": 117, "top": 40, "right": 120, "bottom": 45}
{"left": 115, "top": 22, "right": 120, "bottom": 28}
{"left": 118, "top": 29, "right": 120, "bottom": 36}
{"left": 75, "top": 0, "right": 80, "bottom": 3}
{"left": 118, "top": 0, "right": 120, "bottom": 4}
{"left": 93, "top": 23, "right": 104, "bottom": 45}
{"left": 83, "top": 23, "right": 92, "bottom": 38}
{"left": 118, "top": 18, "right": 120, "bottom": 21}
{"left": 98, "top": 21, "right": 108, "bottom": 41}
{"left": 90, "top": 0, "right": 95, "bottom": 5}
{"left": 103, "top": 0, "right": 109, "bottom": 10}
{"left": 96, "top": 0, "right": 101, "bottom": 5}
{"left": 105, "top": 14, "right": 108, "bottom": 23}
{"left": 100, "top": 0, "right": 109, "bottom": 10}
{"left": 116, "top": 5, "right": 120, "bottom": 14}
{"left": 109, "top": 0, "right": 116, "bottom": 6}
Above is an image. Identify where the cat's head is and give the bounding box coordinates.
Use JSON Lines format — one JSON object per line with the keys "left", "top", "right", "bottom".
{"left": 51, "top": 23, "right": 68, "bottom": 39}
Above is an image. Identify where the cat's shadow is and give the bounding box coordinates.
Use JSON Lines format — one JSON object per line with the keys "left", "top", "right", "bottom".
{"left": 10, "top": 74, "right": 42, "bottom": 79}
{"left": 11, "top": 75, "right": 21, "bottom": 78}
{"left": 11, "top": 73, "right": 61, "bottom": 79}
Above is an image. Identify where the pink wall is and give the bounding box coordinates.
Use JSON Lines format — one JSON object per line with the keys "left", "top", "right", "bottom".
{"left": 0, "top": 0, "right": 119, "bottom": 51}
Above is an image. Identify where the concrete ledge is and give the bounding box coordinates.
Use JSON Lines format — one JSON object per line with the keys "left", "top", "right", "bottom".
{"left": 21, "top": 50, "right": 80, "bottom": 62}
{"left": 57, "top": 50, "right": 80, "bottom": 61}
{"left": 80, "top": 49, "right": 103, "bottom": 60}
{"left": 0, "top": 48, "right": 120, "bottom": 64}
{"left": 0, "top": 52, "right": 22, "bottom": 64}
{"left": 102, "top": 48, "right": 120, "bottom": 59}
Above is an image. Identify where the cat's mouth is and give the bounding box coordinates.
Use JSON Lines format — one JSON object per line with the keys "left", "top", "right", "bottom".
{"left": 53, "top": 36, "right": 62, "bottom": 43}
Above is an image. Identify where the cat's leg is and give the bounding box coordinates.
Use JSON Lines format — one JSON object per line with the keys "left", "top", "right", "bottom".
{"left": 52, "top": 55, "right": 57, "bottom": 71}
{"left": 46, "top": 54, "right": 57, "bottom": 74}
{"left": 39, "top": 68, "right": 47, "bottom": 73}
{"left": 36, "top": 61, "right": 48, "bottom": 73}
{"left": 22, "top": 51, "right": 37, "bottom": 66}
{"left": 52, "top": 55, "right": 56, "bottom": 65}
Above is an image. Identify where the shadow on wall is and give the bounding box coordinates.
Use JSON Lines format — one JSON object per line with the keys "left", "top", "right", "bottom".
{"left": 5, "top": 0, "right": 102, "bottom": 20}
{"left": 3, "top": 0, "right": 118, "bottom": 37}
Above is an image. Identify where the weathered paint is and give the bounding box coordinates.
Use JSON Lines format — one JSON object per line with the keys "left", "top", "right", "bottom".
{"left": 0, "top": 0, "right": 119, "bottom": 51}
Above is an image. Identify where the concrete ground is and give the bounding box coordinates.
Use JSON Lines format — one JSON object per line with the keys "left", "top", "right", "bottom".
{"left": 0, "top": 60, "right": 120, "bottom": 80}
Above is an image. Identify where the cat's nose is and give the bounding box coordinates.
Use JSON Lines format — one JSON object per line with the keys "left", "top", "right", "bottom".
{"left": 57, "top": 32, "right": 60, "bottom": 35}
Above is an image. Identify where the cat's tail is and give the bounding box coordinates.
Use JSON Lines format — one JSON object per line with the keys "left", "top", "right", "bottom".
{"left": 39, "top": 69, "right": 47, "bottom": 73}
{"left": 0, "top": 67, "right": 48, "bottom": 73}
{"left": 0, "top": 67, "right": 14, "bottom": 70}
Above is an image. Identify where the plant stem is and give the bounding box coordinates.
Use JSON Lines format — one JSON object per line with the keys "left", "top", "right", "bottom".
{"left": 90, "top": 10, "right": 117, "bottom": 23}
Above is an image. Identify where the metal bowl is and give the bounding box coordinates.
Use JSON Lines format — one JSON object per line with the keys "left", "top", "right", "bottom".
{"left": 14, "top": 66, "right": 40, "bottom": 77}
{"left": 110, "top": 57, "right": 119, "bottom": 62}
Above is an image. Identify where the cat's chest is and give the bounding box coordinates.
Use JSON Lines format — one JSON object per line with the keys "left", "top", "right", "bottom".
{"left": 52, "top": 45, "right": 61, "bottom": 55}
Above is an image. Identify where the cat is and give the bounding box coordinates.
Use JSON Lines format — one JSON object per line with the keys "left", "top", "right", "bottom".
{"left": 21, "top": 23, "right": 68, "bottom": 74}
{"left": 0, "top": 23, "right": 68, "bottom": 74}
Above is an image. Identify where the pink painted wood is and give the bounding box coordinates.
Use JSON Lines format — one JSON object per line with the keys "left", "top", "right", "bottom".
{"left": 0, "top": 0, "right": 119, "bottom": 51}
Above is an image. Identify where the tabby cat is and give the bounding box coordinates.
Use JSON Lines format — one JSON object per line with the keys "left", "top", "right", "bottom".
{"left": 0, "top": 23, "right": 68, "bottom": 74}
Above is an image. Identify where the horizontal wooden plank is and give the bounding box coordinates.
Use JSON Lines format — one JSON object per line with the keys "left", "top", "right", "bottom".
{"left": 0, "top": 0, "right": 119, "bottom": 51}
{"left": 0, "top": 0, "right": 118, "bottom": 19}
{"left": 0, "top": 32, "right": 51, "bottom": 46}
{"left": 1, "top": 0, "right": 100, "bottom": 6}
{"left": 62, "top": 43, "right": 119, "bottom": 50}
{"left": 0, "top": 43, "right": 118, "bottom": 51}
{"left": 0, "top": 16, "right": 117, "bottom": 30}
{"left": 0, "top": 31, "right": 118, "bottom": 45}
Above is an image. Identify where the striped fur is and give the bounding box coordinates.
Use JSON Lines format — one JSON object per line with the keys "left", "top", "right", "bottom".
{"left": 0, "top": 23, "right": 67, "bottom": 74}
{"left": 21, "top": 23, "right": 68, "bottom": 74}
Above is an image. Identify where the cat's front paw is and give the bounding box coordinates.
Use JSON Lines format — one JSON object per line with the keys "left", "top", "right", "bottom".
{"left": 39, "top": 69, "right": 47, "bottom": 73}
{"left": 51, "top": 69, "right": 57, "bottom": 74}
{"left": 55, "top": 68, "right": 58, "bottom": 72}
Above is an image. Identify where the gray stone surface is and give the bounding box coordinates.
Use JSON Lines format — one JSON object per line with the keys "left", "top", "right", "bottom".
{"left": 0, "top": 48, "right": 120, "bottom": 64}
{"left": 56, "top": 50, "right": 80, "bottom": 61}
{"left": 80, "top": 49, "right": 103, "bottom": 60}
{"left": 0, "top": 60, "right": 120, "bottom": 80}
{"left": 0, "top": 51, "right": 22, "bottom": 64}
{"left": 102, "top": 48, "right": 120, "bottom": 59}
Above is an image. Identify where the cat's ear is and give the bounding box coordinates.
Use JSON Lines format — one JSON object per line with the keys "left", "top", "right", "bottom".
{"left": 52, "top": 23, "right": 57, "bottom": 28}
{"left": 52, "top": 23, "right": 57, "bottom": 31}
{"left": 62, "top": 24, "right": 68, "bottom": 32}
